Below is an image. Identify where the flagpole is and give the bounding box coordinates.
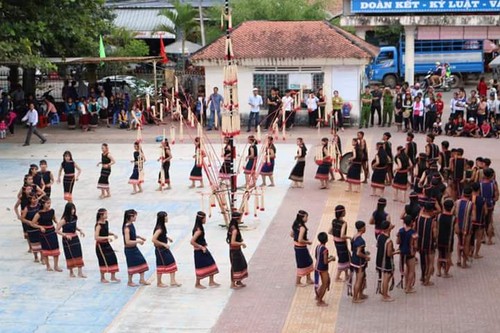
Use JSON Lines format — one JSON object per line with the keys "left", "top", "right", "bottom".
{"left": 153, "top": 59, "right": 158, "bottom": 118}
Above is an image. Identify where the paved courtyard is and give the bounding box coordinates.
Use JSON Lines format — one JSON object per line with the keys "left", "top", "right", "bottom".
{"left": 1, "top": 116, "right": 499, "bottom": 332}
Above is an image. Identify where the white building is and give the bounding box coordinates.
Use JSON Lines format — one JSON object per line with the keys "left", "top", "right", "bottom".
{"left": 191, "top": 20, "right": 378, "bottom": 123}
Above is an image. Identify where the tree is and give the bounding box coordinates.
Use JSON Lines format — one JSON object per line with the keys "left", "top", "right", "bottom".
{"left": 0, "top": 0, "right": 114, "bottom": 69}
{"left": 206, "top": 0, "right": 327, "bottom": 43}
{"left": 156, "top": 0, "right": 200, "bottom": 56}
{"left": 106, "top": 27, "right": 149, "bottom": 57}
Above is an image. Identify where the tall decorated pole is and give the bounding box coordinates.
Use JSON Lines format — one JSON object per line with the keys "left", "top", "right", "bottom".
{"left": 221, "top": 0, "right": 240, "bottom": 211}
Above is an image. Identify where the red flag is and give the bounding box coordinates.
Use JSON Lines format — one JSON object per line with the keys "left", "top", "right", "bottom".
{"left": 159, "top": 35, "right": 168, "bottom": 64}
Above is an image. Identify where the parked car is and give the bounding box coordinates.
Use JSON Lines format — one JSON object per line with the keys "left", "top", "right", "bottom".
{"left": 97, "top": 75, "right": 154, "bottom": 96}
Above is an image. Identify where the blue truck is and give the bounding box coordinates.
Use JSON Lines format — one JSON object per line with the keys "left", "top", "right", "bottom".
{"left": 366, "top": 39, "right": 484, "bottom": 88}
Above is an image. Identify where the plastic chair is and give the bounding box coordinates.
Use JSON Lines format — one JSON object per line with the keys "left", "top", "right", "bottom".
{"left": 342, "top": 102, "right": 353, "bottom": 127}
{"left": 37, "top": 115, "right": 48, "bottom": 128}
{"left": 50, "top": 113, "right": 60, "bottom": 125}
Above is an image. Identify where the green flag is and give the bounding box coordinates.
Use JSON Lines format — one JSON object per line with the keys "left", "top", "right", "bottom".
{"left": 99, "top": 35, "right": 106, "bottom": 58}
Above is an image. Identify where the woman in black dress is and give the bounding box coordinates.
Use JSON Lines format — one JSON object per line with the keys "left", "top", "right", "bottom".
{"left": 189, "top": 137, "right": 204, "bottom": 188}
{"left": 57, "top": 151, "right": 82, "bottom": 202}
{"left": 227, "top": 212, "right": 248, "bottom": 289}
{"left": 129, "top": 141, "right": 146, "bottom": 194}
{"left": 97, "top": 143, "right": 115, "bottom": 199}
{"left": 152, "top": 211, "right": 181, "bottom": 288}
{"left": 346, "top": 138, "right": 362, "bottom": 193}
{"left": 57, "top": 202, "right": 86, "bottom": 278}
{"left": 157, "top": 139, "right": 172, "bottom": 191}
{"left": 392, "top": 146, "right": 412, "bottom": 202}
{"left": 190, "top": 211, "right": 219, "bottom": 289}
{"left": 370, "top": 142, "right": 389, "bottom": 197}
{"left": 289, "top": 137, "right": 307, "bottom": 188}
{"left": 94, "top": 208, "right": 120, "bottom": 283}
{"left": 219, "top": 137, "right": 232, "bottom": 180}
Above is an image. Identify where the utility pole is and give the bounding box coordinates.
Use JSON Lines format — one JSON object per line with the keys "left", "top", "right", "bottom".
{"left": 199, "top": 0, "right": 206, "bottom": 46}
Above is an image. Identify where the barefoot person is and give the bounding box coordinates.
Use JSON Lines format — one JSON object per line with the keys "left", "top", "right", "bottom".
{"left": 369, "top": 198, "right": 391, "bottom": 240}
{"left": 31, "top": 197, "right": 62, "bottom": 272}
{"left": 436, "top": 199, "right": 455, "bottom": 278}
{"left": 455, "top": 187, "right": 473, "bottom": 268}
{"left": 94, "top": 208, "right": 120, "bottom": 283}
{"left": 122, "top": 209, "right": 150, "bottom": 287}
{"left": 315, "top": 138, "right": 332, "bottom": 189}
{"left": 157, "top": 139, "right": 172, "bottom": 191}
{"left": 376, "top": 221, "right": 397, "bottom": 302}
{"left": 471, "top": 182, "right": 486, "bottom": 259}
{"left": 57, "top": 151, "right": 81, "bottom": 202}
{"left": 189, "top": 137, "right": 205, "bottom": 189}
{"left": 21, "top": 195, "right": 41, "bottom": 263}
{"left": 349, "top": 221, "right": 370, "bottom": 303}
{"left": 97, "top": 143, "right": 115, "bottom": 199}
{"left": 480, "top": 168, "right": 498, "bottom": 245}
{"left": 57, "top": 202, "right": 86, "bottom": 278}
{"left": 260, "top": 136, "right": 276, "bottom": 187}
{"left": 227, "top": 212, "right": 248, "bottom": 289}
{"left": 289, "top": 138, "right": 307, "bottom": 188}
{"left": 243, "top": 135, "right": 258, "bottom": 188}
{"left": 392, "top": 146, "right": 412, "bottom": 202}
{"left": 330, "top": 205, "right": 351, "bottom": 282}
{"left": 397, "top": 215, "right": 418, "bottom": 293}
{"left": 129, "top": 141, "right": 145, "bottom": 194}
{"left": 370, "top": 142, "right": 389, "bottom": 197}
{"left": 314, "top": 232, "right": 335, "bottom": 307}
{"left": 346, "top": 138, "right": 363, "bottom": 193}
{"left": 291, "top": 210, "right": 314, "bottom": 286}
{"left": 191, "top": 211, "right": 220, "bottom": 289}
{"left": 152, "top": 211, "right": 180, "bottom": 288}
{"left": 416, "top": 202, "right": 438, "bottom": 285}
{"left": 38, "top": 160, "right": 54, "bottom": 198}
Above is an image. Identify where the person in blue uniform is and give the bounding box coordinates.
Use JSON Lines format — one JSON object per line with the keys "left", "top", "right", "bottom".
{"left": 57, "top": 151, "right": 82, "bottom": 202}
{"left": 291, "top": 210, "right": 314, "bottom": 286}
{"left": 57, "top": 202, "right": 86, "bottom": 278}
{"left": 455, "top": 187, "right": 473, "bottom": 268}
{"left": 480, "top": 168, "right": 499, "bottom": 245}
{"left": 191, "top": 211, "right": 219, "bottom": 289}
{"left": 314, "top": 232, "right": 335, "bottom": 307}
{"left": 152, "top": 211, "right": 181, "bottom": 288}
{"left": 122, "top": 209, "right": 150, "bottom": 287}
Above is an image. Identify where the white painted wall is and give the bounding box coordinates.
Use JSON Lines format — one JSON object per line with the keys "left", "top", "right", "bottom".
{"left": 331, "top": 65, "right": 362, "bottom": 123}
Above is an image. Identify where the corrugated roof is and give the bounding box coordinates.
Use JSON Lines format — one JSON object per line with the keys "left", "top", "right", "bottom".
{"left": 107, "top": 0, "right": 223, "bottom": 9}
{"left": 191, "top": 21, "right": 378, "bottom": 62}
{"left": 113, "top": 9, "right": 175, "bottom": 37}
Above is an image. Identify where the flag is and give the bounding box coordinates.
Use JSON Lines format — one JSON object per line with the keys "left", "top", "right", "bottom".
{"left": 99, "top": 35, "right": 106, "bottom": 59}
{"left": 159, "top": 35, "right": 168, "bottom": 64}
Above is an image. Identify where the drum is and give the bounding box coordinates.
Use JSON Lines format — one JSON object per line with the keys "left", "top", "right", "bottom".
{"left": 340, "top": 152, "right": 353, "bottom": 175}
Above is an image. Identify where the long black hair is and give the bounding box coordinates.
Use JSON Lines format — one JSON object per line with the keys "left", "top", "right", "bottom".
{"left": 373, "top": 199, "right": 387, "bottom": 222}
{"left": 95, "top": 208, "right": 107, "bottom": 227}
{"left": 62, "top": 202, "right": 76, "bottom": 222}
{"left": 226, "top": 214, "right": 242, "bottom": 244}
{"left": 192, "top": 211, "right": 206, "bottom": 235}
{"left": 154, "top": 211, "right": 168, "bottom": 236}
{"left": 62, "top": 150, "right": 73, "bottom": 162}
{"left": 122, "top": 209, "right": 137, "bottom": 243}
{"left": 292, "top": 210, "right": 308, "bottom": 235}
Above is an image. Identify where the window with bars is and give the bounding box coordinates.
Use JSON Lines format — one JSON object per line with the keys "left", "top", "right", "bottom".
{"left": 253, "top": 74, "right": 289, "bottom": 101}
{"left": 312, "top": 73, "right": 325, "bottom": 92}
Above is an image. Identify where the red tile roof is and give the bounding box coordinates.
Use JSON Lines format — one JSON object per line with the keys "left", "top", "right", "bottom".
{"left": 191, "top": 21, "right": 378, "bottom": 62}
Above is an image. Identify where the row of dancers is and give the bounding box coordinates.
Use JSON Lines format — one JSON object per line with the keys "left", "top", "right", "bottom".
{"left": 15, "top": 195, "right": 249, "bottom": 289}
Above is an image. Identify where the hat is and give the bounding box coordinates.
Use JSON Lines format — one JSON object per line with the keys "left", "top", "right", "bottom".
{"left": 355, "top": 221, "right": 366, "bottom": 231}
{"left": 469, "top": 117, "right": 475, "bottom": 122}
{"left": 378, "top": 197, "right": 387, "bottom": 205}
{"left": 380, "top": 221, "right": 391, "bottom": 230}
{"left": 252, "top": 87, "right": 258, "bottom": 91}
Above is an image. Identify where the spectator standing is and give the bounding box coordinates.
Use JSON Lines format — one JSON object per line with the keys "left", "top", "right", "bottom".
{"left": 382, "top": 87, "right": 394, "bottom": 127}
{"left": 359, "top": 86, "right": 372, "bottom": 129}
{"left": 282, "top": 90, "right": 294, "bottom": 129}
{"left": 265, "top": 88, "right": 281, "bottom": 129}
{"left": 207, "top": 87, "right": 223, "bottom": 131}
{"left": 97, "top": 91, "right": 109, "bottom": 128}
{"left": 370, "top": 84, "right": 382, "bottom": 127}
{"left": 477, "top": 77, "right": 488, "bottom": 98}
{"left": 247, "top": 88, "right": 263, "bottom": 132}
{"left": 331, "top": 90, "right": 344, "bottom": 131}
{"left": 22, "top": 103, "right": 47, "bottom": 146}
{"left": 305, "top": 92, "right": 319, "bottom": 128}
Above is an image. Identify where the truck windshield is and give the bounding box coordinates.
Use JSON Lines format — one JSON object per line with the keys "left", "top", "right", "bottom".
{"left": 376, "top": 51, "right": 394, "bottom": 64}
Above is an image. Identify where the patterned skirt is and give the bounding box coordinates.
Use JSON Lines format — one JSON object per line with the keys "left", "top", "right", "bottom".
{"left": 294, "top": 244, "right": 314, "bottom": 277}
{"left": 189, "top": 164, "right": 203, "bottom": 181}
{"left": 392, "top": 169, "right": 409, "bottom": 190}
{"left": 194, "top": 249, "right": 219, "bottom": 279}
{"left": 158, "top": 161, "right": 170, "bottom": 185}
{"left": 125, "top": 246, "right": 149, "bottom": 274}
{"left": 97, "top": 167, "right": 111, "bottom": 189}
{"left": 315, "top": 162, "right": 331, "bottom": 180}
{"left": 371, "top": 166, "right": 387, "bottom": 189}
{"left": 289, "top": 160, "right": 306, "bottom": 182}
{"left": 63, "top": 234, "right": 84, "bottom": 269}
{"left": 346, "top": 162, "right": 362, "bottom": 184}
{"left": 260, "top": 159, "right": 275, "bottom": 176}
{"left": 244, "top": 159, "right": 256, "bottom": 174}
{"left": 63, "top": 174, "right": 75, "bottom": 201}
{"left": 40, "top": 227, "right": 60, "bottom": 257}
{"left": 155, "top": 246, "right": 178, "bottom": 274}
{"left": 230, "top": 247, "right": 248, "bottom": 282}
{"left": 219, "top": 160, "right": 232, "bottom": 179}
{"left": 96, "top": 241, "right": 119, "bottom": 273}
{"left": 27, "top": 226, "right": 42, "bottom": 253}
{"left": 334, "top": 240, "right": 351, "bottom": 271}
{"left": 128, "top": 166, "right": 143, "bottom": 185}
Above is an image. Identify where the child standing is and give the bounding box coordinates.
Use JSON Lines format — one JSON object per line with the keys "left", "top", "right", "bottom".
{"left": 314, "top": 232, "right": 335, "bottom": 306}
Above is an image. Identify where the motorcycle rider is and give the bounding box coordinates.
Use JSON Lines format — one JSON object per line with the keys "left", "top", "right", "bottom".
{"left": 430, "top": 62, "right": 443, "bottom": 87}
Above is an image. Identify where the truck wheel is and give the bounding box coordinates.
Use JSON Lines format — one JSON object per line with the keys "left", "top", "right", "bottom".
{"left": 449, "top": 75, "right": 460, "bottom": 89}
{"left": 383, "top": 75, "right": 397, "bottom": 88}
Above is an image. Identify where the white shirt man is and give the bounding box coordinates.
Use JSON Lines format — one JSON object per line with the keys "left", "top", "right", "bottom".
{"left": 247, "top": 88, "right": 263, "bottom": 132}
{"left": 282, "top": 94, "right": 294, "bottom": 111}
{"left": 22, "top": 103, "right": 46, "bottom": 146}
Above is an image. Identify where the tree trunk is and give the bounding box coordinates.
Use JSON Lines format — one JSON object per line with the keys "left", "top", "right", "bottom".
{"left": 23, "top": 68, "right": 36, "bottom": 96}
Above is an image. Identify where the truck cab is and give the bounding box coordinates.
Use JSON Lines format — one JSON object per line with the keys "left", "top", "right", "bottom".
{"left": 366, "top": 46, "right": 399, "bottom": 87}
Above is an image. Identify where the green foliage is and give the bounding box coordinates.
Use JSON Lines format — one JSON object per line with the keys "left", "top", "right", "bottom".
{"left": 0, "top": 0, "right": 114, "bottom": 67}
{"left": 372, "top": 25, "right": 404, "bottom": 46}
{"left": 156, "top": 0, "right": 200, "bottom": 44}
{"left": 106, "top": 27, "right": 149, "bottom": 57}
{"left": 330, "top": 17, "right": 355, "bottom": 35}
{"left": 205, "top": 0, "right": 327, "bottom": 43}
{"left": 114, "top": 40, "right": 150, "bottom": 57}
